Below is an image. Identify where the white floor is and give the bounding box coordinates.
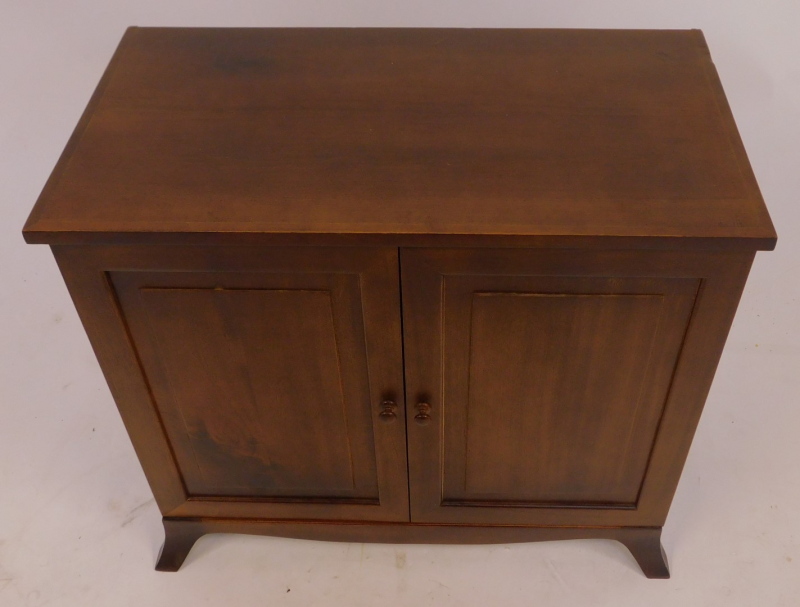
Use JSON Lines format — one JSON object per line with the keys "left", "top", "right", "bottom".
{"left": 2, "top": 2, "right": 800, "bottom": 605}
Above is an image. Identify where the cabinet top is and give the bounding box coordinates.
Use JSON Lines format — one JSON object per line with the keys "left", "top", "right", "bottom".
{"left": 23, "top": 27, "right": 776, "bottom": 249}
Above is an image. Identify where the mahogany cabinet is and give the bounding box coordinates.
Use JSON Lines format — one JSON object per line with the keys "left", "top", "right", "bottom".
{"left": 23, "top": 28, "right": 775, "bottom": 578}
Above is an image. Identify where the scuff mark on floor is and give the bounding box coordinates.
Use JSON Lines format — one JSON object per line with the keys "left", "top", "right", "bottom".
{"left": 0, "top": 577, "right": 13, "bottom": 595}
{"left": 121, "top": 498, "right": 155, "bottom": 527}
{"left": 545, "top": 558, "right": 570, "bottom": 593}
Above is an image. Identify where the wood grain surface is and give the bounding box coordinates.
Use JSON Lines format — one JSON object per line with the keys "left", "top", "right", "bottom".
{"left": 24, "top": 28, "right": 775, "bottom": 248}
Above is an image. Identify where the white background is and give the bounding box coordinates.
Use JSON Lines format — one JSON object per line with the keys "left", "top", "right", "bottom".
{"left": 2, "top": 1, "right": 799, "bottom": 605}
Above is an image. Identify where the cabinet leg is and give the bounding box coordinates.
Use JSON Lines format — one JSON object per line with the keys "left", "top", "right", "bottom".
{"left": 616, "top": 527, "right": 670, "bottom": 579}
{"left": 155, "top": 519, "right": 205, "bottom": 572}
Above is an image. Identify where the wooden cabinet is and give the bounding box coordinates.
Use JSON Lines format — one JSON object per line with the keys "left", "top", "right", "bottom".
{"left": 24, "top": 28, "right": 775, "bottom": 578}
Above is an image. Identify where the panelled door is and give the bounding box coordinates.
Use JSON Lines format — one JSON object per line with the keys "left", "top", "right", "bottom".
{"left": 401, "top": 248, "right": 702, "bottom": 527}
{"left": 59, "top": 245, "right": 409, "bottom": 522}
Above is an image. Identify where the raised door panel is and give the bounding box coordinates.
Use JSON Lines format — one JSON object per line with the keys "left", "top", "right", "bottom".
{"left": 402, "top": 248, "right": 713, "bottom": 526}
{"left": 128, "top": 285, "right": 365, "bottom": 498}
{"left": 456, "top": 288, "right": 668, "bottom": 505}
{"left": 54, "top": 246, "right": 408, "bottom": 521}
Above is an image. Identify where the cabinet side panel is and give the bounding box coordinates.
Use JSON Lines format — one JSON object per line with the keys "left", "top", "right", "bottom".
{"left": 51, "top": 246, "right": 188, "bottom": 514}
{"left": 635, "top": 251, "right": 756, "bottom": 521}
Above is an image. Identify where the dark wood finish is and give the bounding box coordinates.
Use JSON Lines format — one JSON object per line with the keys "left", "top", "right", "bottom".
{"left": 23, "top": 28, "right": 775, "bottom": 250}
{"left": 123, "top": 285, "right": 367, "bottom": 498}
{"left": 401, "top": 248, "right": 754, "bottom": 526}
{"left": 155, "top": 517, "right": 669, "bottom": 578}
{"left": 156, "top": 519, "right": 206, "bottom": 572}
{"left": 24, "top": 28, "right": 775, "bottom": 578}
{"left": 616, "top": 527, "right": 670, "bottom": 579}
{"left": 52, "top": 245, "right": 409, "bottom": 521}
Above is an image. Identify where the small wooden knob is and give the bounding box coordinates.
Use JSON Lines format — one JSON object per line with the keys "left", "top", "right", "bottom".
{"left": 414, "top": 402, "right": 432, "bottom": 425}
{"left": 379, "top": 400, "right": 397, "bottom": 423}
